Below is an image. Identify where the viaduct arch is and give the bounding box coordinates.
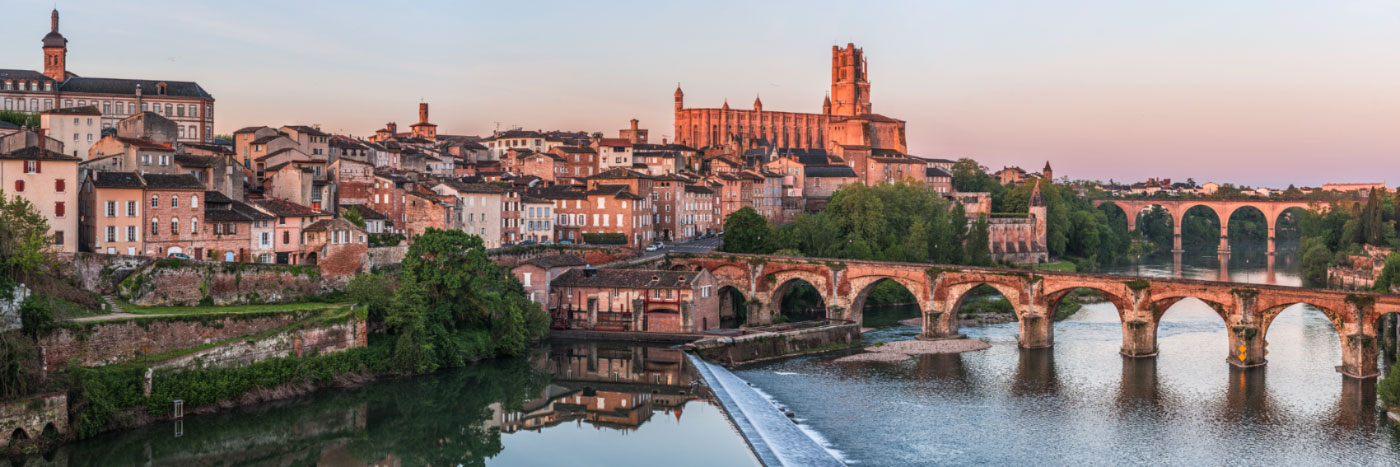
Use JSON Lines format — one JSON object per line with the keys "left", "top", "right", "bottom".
{"left": 667, "top": 252, "right": 1400, "bottom": 379}
{"left": 1092, "top": 199, "right": 1317, "bottom": 255}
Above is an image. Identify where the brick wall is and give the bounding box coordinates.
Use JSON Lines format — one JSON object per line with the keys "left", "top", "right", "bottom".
{"left": 61, "top": 252, "right": 154, "bottom": 294}
{"left": 488, "top": 245, "right": 636, "bottom": 268}
{"left": 319, "top": 243, "right": 369, "bottom": 278}
{"left": 0, "top": 393, "right": 68, "bottom": 450}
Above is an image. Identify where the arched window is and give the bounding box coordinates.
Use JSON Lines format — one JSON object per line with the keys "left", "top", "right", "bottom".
{"left": 190, "top": 195, "right": 198, "bottom": 208}
{"left": 151, "top": 217, "right": 159, "bottom": 235}
{"left": 171, "top": 217, "right": 179, "bottom": 236}
{"left": 191, "top": 218, "right": 198, "bottom": 234}
{"left": 171, "top": 195, "right": 179, "bottom": 208}
{"left": 150, "top": 194, "right": 159, "bottom": 208}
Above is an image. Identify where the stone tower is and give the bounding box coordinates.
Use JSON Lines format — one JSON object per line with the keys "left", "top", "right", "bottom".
{"left": 1029, "top": 181, "right": 1048, "bottom": 250}
{"left": 830, "top": 43, "right": 871, "bottom": 117}
{"left": 1042, "top": 161, "right": 1053, "bottom": 182}
{"left": 674, "top": 85, "right": 684, "bottom": 110}
{"left": 42, "top": 9, "right": 68, "bottom": 81}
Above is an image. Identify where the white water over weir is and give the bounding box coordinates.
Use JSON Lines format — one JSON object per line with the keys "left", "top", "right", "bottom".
{"left": 687, "top": 354, "right": 845, "bottom": 467}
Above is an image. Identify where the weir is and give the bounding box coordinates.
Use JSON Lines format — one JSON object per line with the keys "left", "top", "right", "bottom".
{"left": 687, "top": 354, "right": 844, "bottom": 467}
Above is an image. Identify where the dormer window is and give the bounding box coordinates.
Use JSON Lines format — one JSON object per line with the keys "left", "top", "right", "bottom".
{"left": 156, "top": 82, "right": 168, "bottom": 95}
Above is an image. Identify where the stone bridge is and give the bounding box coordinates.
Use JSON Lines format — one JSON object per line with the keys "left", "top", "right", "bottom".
{"left": 0, "top": 393, "right": 67, "bottom": 451}
{"left": 1092, "top": 199, "right": 1318, "bottom": 255}
{"left": 666, "top": 253, "right": 1400, "bottom": 379}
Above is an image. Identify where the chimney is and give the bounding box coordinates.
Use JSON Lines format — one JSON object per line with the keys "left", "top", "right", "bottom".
{"left": 419, "top": 103, "right": 429, "bottom": 124}
{"left": 630, "top": 119, "right": 639, "bottom": 131}
{"left": 386, "top": 122, "right": 397, "bottom": 134}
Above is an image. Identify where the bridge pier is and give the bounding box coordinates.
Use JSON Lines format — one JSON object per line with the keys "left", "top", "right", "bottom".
{"left": 1218, "top": 234, "right": 1230, "bottom": 255}
{"left": 1338, "top": 332, "right": 1380, "bottom": 379}
{"left": 920, "top": 307, "right": 962, "bottom": 340}
{"left": 1018, "top": 314, "right": 1053, "bottom": 349}
{"left": 1227, "top": 325, "right": 1267, "bottom": 368}
{"left": 1120, "top": 319, "right": 1158, "bottom": 357}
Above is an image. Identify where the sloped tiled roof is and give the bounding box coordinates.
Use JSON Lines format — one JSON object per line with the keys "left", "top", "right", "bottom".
{"left": 553, "top": 268, "right": 699, "bottom": 289}
{"left": 140, "top": 173, "right": 204, "bottom": 190}
{"left": 92, "top": 171, "right": 144, "bottom": 189}
{"left": 524, "top": 254, "right": 588, "bottom": 269}
{"left": 254, "top": 198, "right": 327, "bottom": 217}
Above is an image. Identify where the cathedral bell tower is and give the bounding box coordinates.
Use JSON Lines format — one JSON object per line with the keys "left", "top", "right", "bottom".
{"left": 42, "top": 9, "right": 68, "bottom": 82}
{"left": 830, "top": 43, "right": 870, "bottom": 117}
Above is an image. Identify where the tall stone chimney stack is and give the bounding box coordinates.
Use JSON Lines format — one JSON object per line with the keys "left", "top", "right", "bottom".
{"left": 419, "top": 103, "right": 429, "bottom": 124}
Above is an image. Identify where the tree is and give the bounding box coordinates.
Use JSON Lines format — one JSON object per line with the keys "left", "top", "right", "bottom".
{"left": 342, "top": 206, "right": 366, "bottom": 229}
{"left": 0, "top": 190, "right": 53, "bottom": 291}
{"left": 0, "top": 110, "right": 39, "bottom": 130}
{"left": 1374, "top": 254, "right": 1400, "bottom": 293}
{"left": 386, "top": 229, "right": 548, "bottom": 373}
{"left": 966, "top": 215, "right": 992, "bottom": 266}
{"left": 719, "top": 207, "right": 775, "bottom": 254}
{"left": 1300, "top": 237, "right": 1333, "bottom": 287}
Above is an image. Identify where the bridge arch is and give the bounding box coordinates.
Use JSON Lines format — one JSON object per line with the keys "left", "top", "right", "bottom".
{"left": 717, "top": 285, "right": 749, "bottom": 328}
{"left": 847, "top": 275, "right": 929, "bottom": 325}
{"left": 1041, "top": 285, "right": 1130, "bottom": 322}
{"left": 769, "top": 271, "right": 833, "bottom": 323}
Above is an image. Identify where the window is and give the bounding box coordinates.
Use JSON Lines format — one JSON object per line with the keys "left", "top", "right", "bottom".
{"left": 127, "top": 201, "right": 137, "bottom": 217}
{"left": 261, "top": 232, "right": 271, "bottom": 247}
{"left": 191, "top": 218, "right": 198, "bottom": 234}
{"left": 151, "top": 195, "right": 159, "bottom": 208}
{"left": 190, "top": 195, "right": 198, "bottom": 208}
{"left": 13, "top": 180, "right": 22, "bottom": 192}
{"left": 151, "top": 217, "right": 158, "bottom": 235}
{"left": 105, "top": 201, "right": 116, "bottom": 217}
{"left": 24, "top": 160, "right": 40, "bottom": 174}
{"left": 171, "top": 217, "right": 179, "bottom": 236}
{"left": 283, "top": 231, "right": 290, "bottom": 244}
{"left": 171, "top": 195, "right": 179, "bottom": 208}
{"left": 127, "top": 226, "right": 137, "bottom": 242}
{"left": 55, "top": 202, "right": 66, "bottom": 218}
{"left": 53, "top": 231, "right": 63, "bottom": 246}
{"left": 105, "top": 226, "right": 116, "bottom": 243}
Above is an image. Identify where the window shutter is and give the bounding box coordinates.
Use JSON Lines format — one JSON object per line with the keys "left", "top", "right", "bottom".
{"left": 35, "top": 160, "right": 42, "bottom": 173}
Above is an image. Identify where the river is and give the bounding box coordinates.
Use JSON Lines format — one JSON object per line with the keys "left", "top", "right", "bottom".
{"left": 17, "top": 244, "right": 1400, "bottom": 466}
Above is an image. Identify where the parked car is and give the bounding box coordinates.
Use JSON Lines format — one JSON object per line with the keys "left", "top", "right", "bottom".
{"left": 558, "top": 240, "right": 574, "bottom": 245}
{"left": 541, "top": 240, "right": 554, "bottom": 245}
{"left": 167, "top": 252, "right": 192, "bottom": 260}
{"left": 519, "top": 239, "right": 538, "bottom": 246}
{"left": 645, "top": 242, "right": 663, "bottom": 252}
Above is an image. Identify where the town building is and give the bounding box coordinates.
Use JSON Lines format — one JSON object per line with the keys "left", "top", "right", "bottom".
{"left": 431, "top": 181, "right": 505, "bottom": 247}
{"left": 253, "top": 198, "right": 330, "bottom": 264}
{"left": 140, "top": 174, "right": 207, "bottom": 258}
{"left": 549, "top": 268, "right": 719, "bottom": 333}
{"left": 511, "top": 254, "right": 590, "bottom": 309}
{"left": 1, "top": 10, "right": 214, "bottom": 142}
{"left": 40, "top": 105, "right": 101, "bottom": 159}
{"left": 79, "top": 171, "right": 144, "bottom": 255}
{"left": 0, "top": 135, "right": 80, "bottom": 252}
{"left": 299, "top": 217, "right": 368, "bottom": 276}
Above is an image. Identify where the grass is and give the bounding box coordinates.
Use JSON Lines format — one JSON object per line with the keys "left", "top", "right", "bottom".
{"left": 1030, "top": 261, "right": 1078, "bottom": 272}
{"left": 115, "top": 300, "right": 350, "bottom": 317}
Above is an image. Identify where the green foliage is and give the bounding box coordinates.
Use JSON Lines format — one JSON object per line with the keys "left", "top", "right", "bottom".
{"left": 0, "top": 110, "right": 39, "bottom": 129}
{"left": 0, "top": 189, "right": 54, "bottom": 286}
{"left": 341, "top": 206, "right": 366, "bottom": 229}
{"left": 772, "top": 181, "right": 981, "bottom": 265}
{"left": 369, "top": 232, "right": 404, "bottom": 247}
{"left": 581, "top": 232, "right": 627, "bottom": 245}
{"left": 348, "top": 272, "right": 394, "bottom": 325}
{"left": 864, "top": 280, "right": 916, "bottom": 307}
{"left": 68, "top": 364, "right": 149, "bottom": 438}
{"left": 719, "top": 207, "right": 777, "bottom": 254}
{"left": 966, "top": 215, "right": 992, "bottom": 266}
{"left": 18, "top": 292, "right": 55, "bottom": 338}
{"left": 0, "top": 332, "right": 42, "bottom": 401}
{"left": 1380, "top": 364, "right": 1400, "bottom": 410}
{"left": 1300, "top": 237, "right": 1333, "bottom": 287}
{"left": 1374, "top": 254, "right": 1400, "bottom": 293}
{"left": 386, "top": 229, "right": 548, "bottom": 373}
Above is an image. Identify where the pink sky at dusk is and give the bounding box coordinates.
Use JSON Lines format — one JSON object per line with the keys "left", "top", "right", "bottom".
{"left": 2, "top": 0, "right": 1396, "bottom": 188}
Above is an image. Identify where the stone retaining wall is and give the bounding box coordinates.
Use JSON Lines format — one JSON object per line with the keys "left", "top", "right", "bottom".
{"left": 686, "top": 323, "right": 861, "bottom": 367}
{"left": 39, "top": 311, "right": 327, "bottom": 371}
{"left": 120, "top": 260, "right": 326, "bottom": 307}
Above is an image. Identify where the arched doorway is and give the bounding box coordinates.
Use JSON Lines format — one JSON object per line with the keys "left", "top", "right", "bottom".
{"left": 774, "top": 279, "right": 826, "bottom": 324}
{"left": 224, "top": 251, "right": 236, "bottom": 262}
{"left": 304, "top": 252, "right": 318, "bottom": 265}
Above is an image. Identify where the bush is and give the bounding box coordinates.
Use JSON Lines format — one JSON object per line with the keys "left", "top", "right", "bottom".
{"left": 19, "top": 292, "right": 55, "bottom": 338}
{"left": 582, "top": 233, "right": 627, "bottom": 245}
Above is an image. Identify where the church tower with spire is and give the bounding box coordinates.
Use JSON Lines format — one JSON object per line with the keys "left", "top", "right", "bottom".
{"left": 42, "top": 9, "right": 68, "bottom": 81}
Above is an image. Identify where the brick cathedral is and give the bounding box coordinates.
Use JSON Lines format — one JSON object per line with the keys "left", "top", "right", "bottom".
{"left": 673, "top": 43, "right": 907, "bottom": 154}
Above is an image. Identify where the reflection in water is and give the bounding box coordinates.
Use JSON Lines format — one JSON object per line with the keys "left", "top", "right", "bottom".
{"left": 25, "top": 341, "right": 756, "bottom": 467}
{"left": 1116, "top": 357, "right": 1159, "bottom": 409}
{"left": 1011, "top": 348, "right": 1058, "bottom": 397}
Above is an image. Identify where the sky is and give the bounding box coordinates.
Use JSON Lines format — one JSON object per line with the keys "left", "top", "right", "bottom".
{"left": 3, "top": 0, "right": 1397, "bottom": 188}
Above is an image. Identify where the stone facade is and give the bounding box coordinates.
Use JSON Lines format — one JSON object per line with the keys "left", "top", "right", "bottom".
{"left": 0, "top": 393, "right": 68, "bottom": 451}
{"left": 673, "top": 44, "right": 906, "bottom": 154}
{"left": 118, "top": 260, "right": 325, "bottom": 307}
